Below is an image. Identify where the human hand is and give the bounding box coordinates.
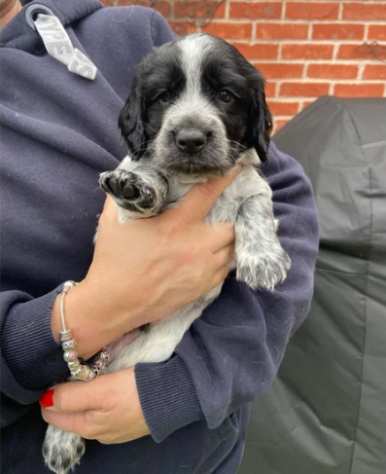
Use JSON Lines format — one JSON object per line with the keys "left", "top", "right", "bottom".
{"left": 51, "top": 166, "right": 240, "bottom": 358}
{"left": 41, "top": 369, "right": 149, "bottom": 444}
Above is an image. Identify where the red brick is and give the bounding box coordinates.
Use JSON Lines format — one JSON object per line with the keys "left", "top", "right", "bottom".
{"left": 368, "top": 25, "right": 386, "bottom": 41}
{"left": 334, "top": 83, "right": 385, "bottom": 98}
{"left": 286, "top": 2, "right": 339, "bottom": 20}
{"left": 313, "top": 24, "right": 364, "bottom": 40}
{"left": 268, "top": 101, "right": 300, "bottom": 115}
{"left": 308, "top": 64, "right": 358, "bottom": 79}
{"left": 203, "top": 22, "right": 252, "bottom": 40}
{"left": 116, "top": 0, "right": 171, "bottom": 12}
{"left": 230, "top": 2, "right": 282, "bottom": 19}
{"left": 274, "top": 119, "right": 290, "bottom": 131}
{"left": 255, "top": 63, "right": 304, "bottom": 79}
{"left": 363, "top": 65, "right": 386, "bottom": 80}
{"left": 338, "top": 43, "right": 386, "bottom": 60}
{"left": 343, "top": 3, "right": 386, "bottom": 21}
{"left": 301, "top": 100, "right": 315, "bottom": 110}
{"left": 280, "top": 82, "right": 330, "bottom": 97}
{"left": 265, "top": 82, "right": 277, "bottom": 97}
{"left": 117, "top": 0, "right": 147, "bottom": 5}
{"left": 256, "top": 23, "right": 309, "bottom": 40}
{"left": 232, "top": 43, "right": 279, "bottom": 60}
{"left": 174, "top": 1, "right": 225, "bottom": 20}
{"left": 169, "top": 21, "right": 198, "bottom": 35}
{"left": 282, "top": 44, "right": 334, "bottom": 60}
{"left": 153, "top": 1, "right": 171, "bottom": 18}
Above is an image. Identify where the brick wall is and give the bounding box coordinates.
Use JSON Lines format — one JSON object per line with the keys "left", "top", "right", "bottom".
{"left": 103, "top": 0, "right": 386, "bottom": 131}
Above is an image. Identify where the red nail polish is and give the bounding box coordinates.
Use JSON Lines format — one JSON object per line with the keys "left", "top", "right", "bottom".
{"left": 39, "top": 389, "right": 54, "bottom": 408}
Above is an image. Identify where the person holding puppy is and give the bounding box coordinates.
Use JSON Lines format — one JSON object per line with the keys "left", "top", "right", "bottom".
{"left": 0, "top": 0, "right": 319, "bottom": 473}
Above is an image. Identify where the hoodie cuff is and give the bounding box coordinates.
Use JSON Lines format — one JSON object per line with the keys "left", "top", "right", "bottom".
{"left": 135, "top": 355, "right": 203, "bottom": 443}
{"left": 2, "top": 285, "right": 69, "bottom": 391}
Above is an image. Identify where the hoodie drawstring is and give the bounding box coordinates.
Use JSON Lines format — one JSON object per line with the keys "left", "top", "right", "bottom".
{"left": 33, "top": 12, "right": 97, "bottom": 80}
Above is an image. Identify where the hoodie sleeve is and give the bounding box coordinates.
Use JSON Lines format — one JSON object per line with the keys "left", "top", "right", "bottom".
{"left": 0, "top": 285, "right": 70, "bottom": 427}
{"left": 135, "top": 142, "right": 320, "bottom": 442}
{"left": 0, "top": 6, "right": 176, "bottom": 428}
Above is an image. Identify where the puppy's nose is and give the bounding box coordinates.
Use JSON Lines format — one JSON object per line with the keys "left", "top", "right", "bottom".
{"left": 175, "top": 128, "right": 207, "bottom": 154}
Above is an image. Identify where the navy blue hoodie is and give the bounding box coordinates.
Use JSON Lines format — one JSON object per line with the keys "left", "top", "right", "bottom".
{"left": 0, "top": 1, "right": 319, "bottom": 472}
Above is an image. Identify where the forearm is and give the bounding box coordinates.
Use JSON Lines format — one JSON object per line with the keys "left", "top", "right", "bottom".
{"left": 50, "top": 279, "right": 143, "bottom": 360}
{"left": 1, "top": 278, "right": 143, "bottom": 401}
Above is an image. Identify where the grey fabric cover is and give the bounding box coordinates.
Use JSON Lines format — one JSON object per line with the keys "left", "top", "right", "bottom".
{"left": 239, "top": 97, "right": 386, "bottom": 474}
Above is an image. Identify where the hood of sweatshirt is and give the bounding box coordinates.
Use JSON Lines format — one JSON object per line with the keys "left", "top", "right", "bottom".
{"left": 0, "top": 0, "right": 102, "bottom": 51}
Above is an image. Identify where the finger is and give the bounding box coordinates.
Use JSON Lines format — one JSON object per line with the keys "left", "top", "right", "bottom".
{"left": 98, "top": 195, "right": 118, "bottom": 225}
{"left": 44, "top": 380, "right": 103, "bottom": 413}
{"left": 210, "top": 264, "right": 231, "bottom": 290}
{"left": 212, "top": 244, "right": 234, "bottom": 269}
{"left": 164, "top": 165, "right": 241, "bottom": 224}
{"left": 41, "top": 409, "right": 96, "bottom": 439}
{"left": 205, "top": 222, "right": 235, "bottom": 253}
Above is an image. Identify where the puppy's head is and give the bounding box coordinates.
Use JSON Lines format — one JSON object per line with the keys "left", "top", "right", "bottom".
{"left": 119, "top": 33, "right": 272, "bottom": 174}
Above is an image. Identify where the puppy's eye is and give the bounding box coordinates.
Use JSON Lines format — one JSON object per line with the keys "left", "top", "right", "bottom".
{"left": 157, "top": 91, "right": 172, "bottom": 104}
{"left": 217, "top": 89, "right": 234, "bottom": 103}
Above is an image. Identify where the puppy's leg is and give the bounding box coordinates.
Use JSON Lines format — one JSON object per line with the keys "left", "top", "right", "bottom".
{"left": 43, "top": 424, "right": 85, "bottom": 474}
{"left": 106, "top": 290, "right": 221, "bottom": 371}
{"left": 235, "top": 188, "right": 291, "bottom": 290}
{"left": 99, "top": 158, "right": 168, "bottom": 221}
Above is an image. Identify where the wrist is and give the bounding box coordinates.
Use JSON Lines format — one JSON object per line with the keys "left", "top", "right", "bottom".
{"left": 51, "top": 279, "right": 120, "bottom": 359}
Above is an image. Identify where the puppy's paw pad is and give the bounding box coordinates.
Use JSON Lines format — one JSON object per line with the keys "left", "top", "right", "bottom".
{"left": 99, "top": 170, "right": 140, "bottom": 198}
{"left": 99, "top": 170, "right": 156, "bottom": 210}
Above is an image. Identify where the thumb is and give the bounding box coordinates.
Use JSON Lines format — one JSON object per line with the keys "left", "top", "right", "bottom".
{"left": 39, "top": 379, "right": 102, "bottom": 413}
{"left": 98, "top": 195, "right": 118, "bottom": 225}
{"left": 163, "top": 165, "right": 241, "bottom": 224}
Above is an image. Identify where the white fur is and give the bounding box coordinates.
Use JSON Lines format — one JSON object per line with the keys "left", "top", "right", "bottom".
{"left": 103, "top": 148, "right": 289, "bottom": 372}
{"left": 43, "top": 33, "right": 291, "bottom": 473}
{"left": 154, "top": 35, "right": 229, "bottom": 168}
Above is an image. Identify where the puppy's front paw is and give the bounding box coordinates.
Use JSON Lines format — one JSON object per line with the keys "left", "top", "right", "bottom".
{"left": 43, "top": 425, "right": 85, "bottom": 474}
{"left": 237, "top": 246, "right": 291, "bottom": 291}
{"left": 99, "top": 170, "right": 157, "bottom": 214}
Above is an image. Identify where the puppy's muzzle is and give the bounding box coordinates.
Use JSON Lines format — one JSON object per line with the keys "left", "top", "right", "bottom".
{"left": 174, "top": 127, "right": 210, "bottom": 154}
{"left": 156, "top": 110, "right": 231, "bottom": 173}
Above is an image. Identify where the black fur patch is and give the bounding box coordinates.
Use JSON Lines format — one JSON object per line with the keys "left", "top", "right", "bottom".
{"left": 119, "top": 34, "right": 272, "bottom": 162}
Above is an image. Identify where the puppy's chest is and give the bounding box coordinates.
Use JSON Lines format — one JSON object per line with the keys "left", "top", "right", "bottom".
{"left": 168, "top": 166, "right": 262, "bottom": 224}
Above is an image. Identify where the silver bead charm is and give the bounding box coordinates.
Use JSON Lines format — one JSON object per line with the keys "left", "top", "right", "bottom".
{"left": 63, "top": 350, "right": 78, "bottom": 362}
{"left": 59, "top": 280, "right": 111, "bottom": 382}
{"left": 62, "top": 339, "right": 76, "bottom": 351}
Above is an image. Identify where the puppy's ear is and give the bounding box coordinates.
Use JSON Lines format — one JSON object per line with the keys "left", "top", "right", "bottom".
{"left": 246, "top": 75, "right": 273, "bottom": 162}
{"left": 119, "top": 78, "right": 147, "bottom": 160}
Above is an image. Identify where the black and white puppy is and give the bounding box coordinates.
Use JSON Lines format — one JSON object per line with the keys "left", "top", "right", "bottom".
{"left": 43, "top": 33, "right": 291, "bottom": 474}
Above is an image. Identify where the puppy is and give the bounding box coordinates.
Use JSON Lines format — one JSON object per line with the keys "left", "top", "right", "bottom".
{"left": 43, "top": 33, "right": 291, "bottom": 474}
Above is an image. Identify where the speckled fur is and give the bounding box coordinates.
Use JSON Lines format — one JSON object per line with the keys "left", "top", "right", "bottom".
{"left": 102, "top": 148, "right": 291, "bottom": 374}
{"left": 43, "top": 425, "right": 85, "bottom": 474}
{"left": 43, "top": 33, "right": 291, "bottom": 474}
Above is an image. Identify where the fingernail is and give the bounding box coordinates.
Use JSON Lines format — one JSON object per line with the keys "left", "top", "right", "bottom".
{"left": 39, "top": 389, "right": 54, "bottom": 408}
